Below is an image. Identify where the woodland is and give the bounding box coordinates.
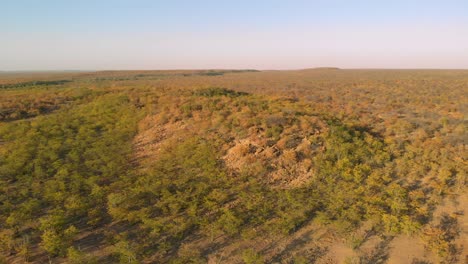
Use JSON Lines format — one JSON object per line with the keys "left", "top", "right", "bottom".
{"left": 0, "top": 69, "right": 466, "bottom": 263}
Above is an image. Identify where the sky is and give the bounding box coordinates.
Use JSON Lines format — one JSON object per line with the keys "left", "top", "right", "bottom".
{"left": 1, "top": 0, "right": 468, "bottom": 70}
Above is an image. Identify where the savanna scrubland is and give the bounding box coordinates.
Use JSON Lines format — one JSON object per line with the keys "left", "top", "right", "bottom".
{"left": 0, "top": 69, "right": 466, "bottom": 263}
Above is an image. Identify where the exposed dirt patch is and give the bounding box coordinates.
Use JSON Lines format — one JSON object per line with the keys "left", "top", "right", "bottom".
{"left": 222, "top": 134, "right": 323, "bottom": 188}
{"left": 387, "top": 235, "right": 432, "bottom": 264}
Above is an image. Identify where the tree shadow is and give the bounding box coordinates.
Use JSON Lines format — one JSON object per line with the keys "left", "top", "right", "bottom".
{"left": 411, "top": 258, "right": 433, "bottom": 264}
{"left": 268, "top": 229, "right": 328, "bottom": 263}
{"left": 359, "top": 237, "right": 391, "bottom": 264}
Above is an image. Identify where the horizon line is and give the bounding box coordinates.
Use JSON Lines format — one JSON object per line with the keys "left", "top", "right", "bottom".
{"left": 2, "top": 67, "right": 468, "bottom": 73}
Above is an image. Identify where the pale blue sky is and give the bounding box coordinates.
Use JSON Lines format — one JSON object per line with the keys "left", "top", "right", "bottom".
{"left": 2, "top": 0, "right": 468, "bottom": 70}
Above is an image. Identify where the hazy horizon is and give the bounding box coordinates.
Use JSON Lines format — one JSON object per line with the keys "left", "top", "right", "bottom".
{"left": 3, "top": 67, "right": 468, "bottom": 73}
{"left": 2, "top": 0, "right": 468, "bottom": 71}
